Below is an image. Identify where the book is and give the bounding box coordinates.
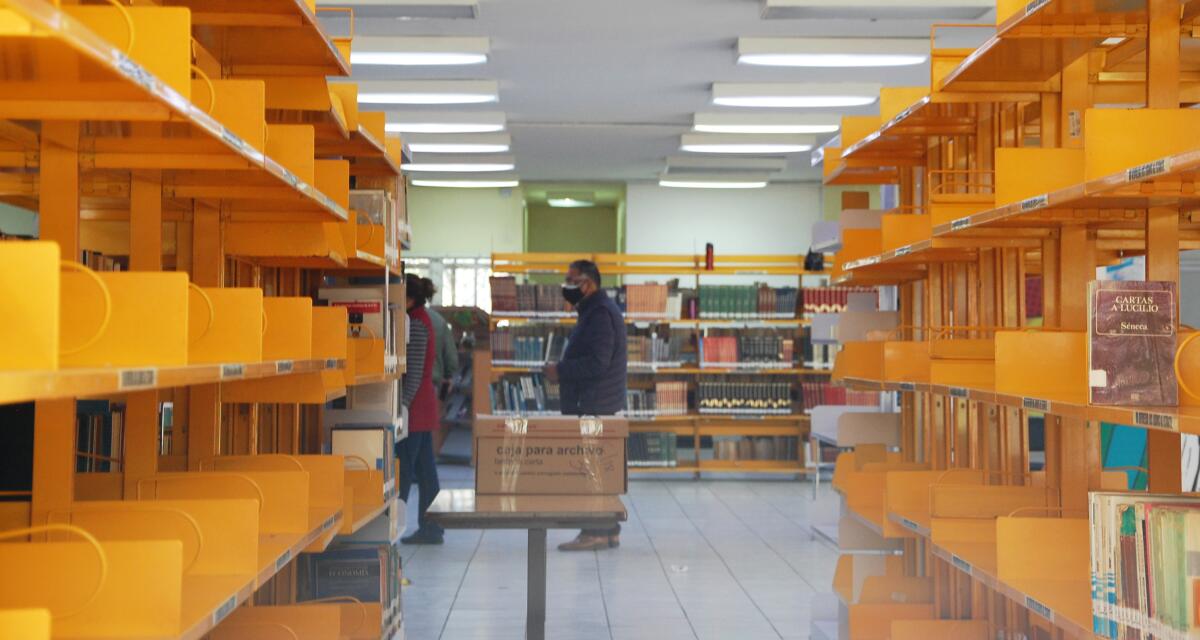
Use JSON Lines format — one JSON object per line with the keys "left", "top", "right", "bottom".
{"left": 1091, "top": 493, "right": 1200, "bottom": 639}
{"left": 1088, "top": 280, "right": 1178, "bottom": 406}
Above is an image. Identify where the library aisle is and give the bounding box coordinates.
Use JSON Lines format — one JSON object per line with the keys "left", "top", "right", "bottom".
{"left": 402, "top": 467, "right": 839, "bottom": 640}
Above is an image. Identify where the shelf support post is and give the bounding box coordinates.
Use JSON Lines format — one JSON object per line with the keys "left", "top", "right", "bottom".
{"left": 31, "top": 399, "right": 75, "bottom": 527}
{"left": 1145, "top": 0, "right": 1184, "bottom": 494}
{"left": 124, "top": 167, "right": 164, "bottom": 496}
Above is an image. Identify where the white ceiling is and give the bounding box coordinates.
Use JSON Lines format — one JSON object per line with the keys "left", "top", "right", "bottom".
{"left": 342, "top": 0, "right": 994, "bottom": 183}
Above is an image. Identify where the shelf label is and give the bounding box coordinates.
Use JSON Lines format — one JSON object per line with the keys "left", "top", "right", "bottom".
{"left": 950, "top": 217, "right": 971, "bottom": 231}
{"left": 1025, "top": 0, "right": 1049, "bottom": 14}
{"left": 1025, "top": 595, "right": 1054, "bottom": 621}
{"left": 949, "top": 387, "right": 969, "bottom": 398}
{"left": 1127, "top": 157, "right": 1171, "bottom": 182}
{"left": 1134, "top": 411, "right": 1178, "bottom": 431}
{"left": 325, "top": 358, "right": 339, "bottom": 370}
{"left": 1068, "top": 110, "right": 1082, "bottom": 139}
{"left": 951, "top": 554, "right": 973, "bottom": 575}
{"left": 115, "top": 52, "right": 156, "bottom": 93}
{"left": 119, "top": 368, "right": 157, "bottom": 390}
{"left": 323, "top": 514, "right": 339, "bottom": 530}
{"left": 276, "top": 360, "right": 294, "bottom": 374}
{"left": 860, "top": 256, "right": 881, "bottom": 266}
{"left": 275, "top": 550, "right": 291, "bottom": 570}
{"left": 894, "top": 245, "right": 912, "bottom": 258}
{"left": 1022, "top": 397, "right": 1050, "bottom": 412}
{"left": 898, "top": 382, "right": 916, "bottom": 392}
{"left": 735, "top": 270, "right": 768, "bottom": 276}
{"left": 221, "top": 363, "right": 245, "bottom": 380}
{"left": 900, "top": 517, "right": 920, "bottom": 532}
{"left": 1020, "top": 194, "right": 1049, "bottom": 212}
{"left": 213, "top": 596, "right": 237, "bottom": 625}
{"left": 220, "top": 127, "right": 249, "bottom": 154}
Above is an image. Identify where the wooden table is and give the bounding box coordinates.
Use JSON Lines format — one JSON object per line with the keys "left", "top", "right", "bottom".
{"left": 426, "top": 489, "right": 628, "bottom": 640}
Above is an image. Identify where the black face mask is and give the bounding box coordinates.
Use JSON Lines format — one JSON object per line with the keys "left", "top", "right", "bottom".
{"left": 562, "top": 284, "right": 585, "bottom": 306}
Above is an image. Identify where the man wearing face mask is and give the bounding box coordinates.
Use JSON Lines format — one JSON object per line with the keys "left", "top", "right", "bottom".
{"left": 545, "top": 259, "right": 627, "bottom": 551}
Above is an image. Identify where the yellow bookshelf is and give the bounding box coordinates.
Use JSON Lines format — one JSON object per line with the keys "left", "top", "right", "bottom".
{"left": 818, "top": 2, "right": 1200, "bottom": 638}
{"left": 0, "top": 2, "right": 402, "bottom": 637}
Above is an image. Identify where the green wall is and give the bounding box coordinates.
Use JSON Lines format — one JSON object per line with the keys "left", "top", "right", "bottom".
{"left": 525, "top": 205, "right": 618, "bottom": 254}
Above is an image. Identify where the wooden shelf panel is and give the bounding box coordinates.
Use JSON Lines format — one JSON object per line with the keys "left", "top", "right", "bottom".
{"left": 938, "top": 0, "right": 1175, "bottom": 92}
{"left": 0, "top": 0, "right": 349, "bottom": 222}
{"left": 836, "top": 373, "right": 1200, "bottom": 434}
{"left": 835, "top": 148, "right": 1200, "bottom": 284}
{"left": 885, "top": 511, "right": 1092, "bottom": 639}
{"left": 0, "top": 358, "right": 343, "bottom": 405}
{"left": 164, "top": 0, "right": 350, "bottom": 78}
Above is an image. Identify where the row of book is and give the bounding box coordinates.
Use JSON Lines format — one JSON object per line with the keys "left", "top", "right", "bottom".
{"left": 697, "top": 379, "right": 793, "bottom": 415}
{"left": 800, "top": 286, "right": 874, "bottom": 315}
{"left": 490, "top": 327, "right": 568, "bottom": 364}
{"left": 700, "top": 334, "right": 794, "bottom": 367}
{"left": 627, "top": 333, "right": 686, "bottom": 366}
{"left": 628, "top": 432, "right": 679, "bottom": 467}
{"left": 488, "top": 374, "right": 561, "bottom": 415}
{"left": 800, "top": 382, "right": 878, "bottom": 410}
{"left": 489, "top": 277, "right": 569, "bottom": 315}
{"left": 712, "top": 436, "right": 803, "bottom": 462}
{"left": 698, "top": 285, "right": 800, "bottom": 319}
{"left": 624, "top": 382, "right": 689, "bottom": 418}
{"left": 81, "top": 249, "right": 127, "bottom": 272}
{"left": 1090, "top": 492, "right": 1200, "bottom": 640}
{"left": 625, "top": 283, "right": 670, "bottom": 317}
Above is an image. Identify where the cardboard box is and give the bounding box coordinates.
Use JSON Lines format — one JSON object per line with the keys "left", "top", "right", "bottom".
{"left": 473, "top": 415, "right": 628, "bottom": 495}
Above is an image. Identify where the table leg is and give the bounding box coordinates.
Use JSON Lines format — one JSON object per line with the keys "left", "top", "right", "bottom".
{"left": 527, "top": 527, "right": 547, "bottom": 640}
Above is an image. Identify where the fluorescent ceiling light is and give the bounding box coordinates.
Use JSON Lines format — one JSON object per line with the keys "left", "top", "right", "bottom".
{"left": 316, "top": 0, "right": 479, "bottom": 19}
{"left": 658, "top": 173, "right": 771, "bottom": 189}
{"left": 405, "top": 133, "right": 511, "bottom": 154}
{"left": 680, "top": 133, "right": 814, "bottom": 154}
{"left": 351, "top": 37, "right": 489, "bottom": 66}
{"left": 403, "top": 162, "right": 515, "bottom": 172}
{"left": 357, "top": 81, "right": 498, "bottom": 105}
{"left": 660, "top": 179, "right": 769, "bottom": 189}
{"left": 384, "top": 111, "right": 506, "bottom": 134}
{"left": 761, "top": 0, "right": 992, "bottom": 20}
{"left": 547, "top": 194, "right": 595, "bottom": 208}
{"left": 738, "top": 37, "right": 927, "bottom": 68}
{"left": 712, "top": 83, "right": 880, "bottom": 108}
{"left": 412, "top": 179, "right": 520, "bottom": 188}
{"left": 693, "top": 112, "right": 839, "bottom": 135}
{"left": 666, "top": 155, "right": 788, "bottom": 173}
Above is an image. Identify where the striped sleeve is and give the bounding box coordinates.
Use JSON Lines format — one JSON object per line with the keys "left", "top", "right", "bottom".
{"left": 402, "top": 318, "right": 429, "bottom": 408}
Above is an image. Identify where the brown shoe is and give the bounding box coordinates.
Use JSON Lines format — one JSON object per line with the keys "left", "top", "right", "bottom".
{"left": 558, "top": 534, "right": 617, "bottom": 552}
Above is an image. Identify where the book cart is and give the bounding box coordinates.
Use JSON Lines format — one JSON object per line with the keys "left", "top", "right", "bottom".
{"left": 475, "top": 252, "right": 842, "bottom": 477}
{"left": 0, "top": 2, "right": 406, "bottom": 638}
{"left": 818, "top": 1, "right": 1200, "bottom": 638}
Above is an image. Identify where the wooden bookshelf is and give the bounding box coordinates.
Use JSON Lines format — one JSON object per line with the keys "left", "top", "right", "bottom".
{"left": 818, "top": 4, "right": 1200, "bottom": 639}
{"left": 0, "top": 4, "right": 404, "bottom": 638}
{"left": 480, "top": 252, "right": 845, "bottom": 476}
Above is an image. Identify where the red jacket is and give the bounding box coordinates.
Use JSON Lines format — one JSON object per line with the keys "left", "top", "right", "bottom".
{"left": 406, "top": 306, "right": 439, "bottom": 432}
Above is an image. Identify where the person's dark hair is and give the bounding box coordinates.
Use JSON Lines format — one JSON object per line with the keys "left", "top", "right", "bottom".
{"left": 569, "top": 259, "right": 602, "bottom": 288}
{"left": 406, "top": 273, "right": 436, "bottom": 307}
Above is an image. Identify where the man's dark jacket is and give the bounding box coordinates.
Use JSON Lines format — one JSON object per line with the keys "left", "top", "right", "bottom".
{"left": 558, "top": 290, "right": 627, "bottom": 416}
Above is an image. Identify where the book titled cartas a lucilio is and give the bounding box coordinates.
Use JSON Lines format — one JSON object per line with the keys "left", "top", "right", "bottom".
{"left": 1088, "top": 280, "right": 1178, "bottom": 406}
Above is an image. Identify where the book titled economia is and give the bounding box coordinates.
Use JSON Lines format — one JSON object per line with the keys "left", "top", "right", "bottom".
{"left": 1088, "top": 280, "right": 1178, "bottom": 406}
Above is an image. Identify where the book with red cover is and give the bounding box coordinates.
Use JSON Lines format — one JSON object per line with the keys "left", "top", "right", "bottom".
{"left": 1088, "top": 280, "right": 1178, "bottom": 406}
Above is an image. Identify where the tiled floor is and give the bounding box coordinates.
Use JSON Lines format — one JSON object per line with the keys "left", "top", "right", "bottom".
{"left": 401, "top": 465, "right": 840, "bottom": 640}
